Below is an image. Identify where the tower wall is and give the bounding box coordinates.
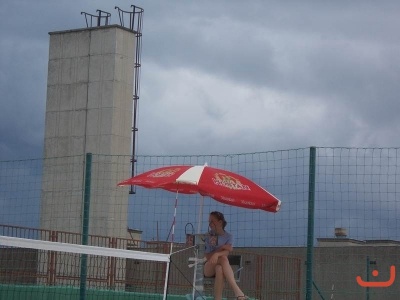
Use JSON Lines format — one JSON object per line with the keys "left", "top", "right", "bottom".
{"left": 41, "top": 25, "right": 135, "bottom": 238}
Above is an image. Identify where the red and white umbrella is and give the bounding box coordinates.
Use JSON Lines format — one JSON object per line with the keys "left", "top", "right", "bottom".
{"left": 118, "top": 164, "right": 281, "bottom": 251}
{"left": 118, "top": 164, "right": 281, "bottom": 213}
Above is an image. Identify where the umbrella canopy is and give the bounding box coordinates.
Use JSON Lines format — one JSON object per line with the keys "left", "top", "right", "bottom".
{"left": 118, "top": 165, "right": 281, "bottom": 213}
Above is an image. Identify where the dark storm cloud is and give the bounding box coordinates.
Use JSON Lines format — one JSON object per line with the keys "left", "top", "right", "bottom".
{"left": 1, "top": 0, "right": 400, "bottom": 159}
{"left": 0, "top": 36, "right": 47, "bottom": 159}
{"left": 136, "top": 0, "right": 400, "bottom": 153}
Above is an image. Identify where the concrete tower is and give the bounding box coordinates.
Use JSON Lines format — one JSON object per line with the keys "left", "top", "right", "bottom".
{"left": 40, "top": 25, "right": 135, "bottom": 239}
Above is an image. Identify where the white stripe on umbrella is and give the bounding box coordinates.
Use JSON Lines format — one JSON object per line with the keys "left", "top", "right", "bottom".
{"left": 175, "top": 164, "right": 206, "bottom": 185}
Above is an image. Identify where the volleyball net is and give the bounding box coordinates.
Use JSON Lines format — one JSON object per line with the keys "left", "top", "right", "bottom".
{"left": 0, "top": 235, "right": 175, "bottom": 300}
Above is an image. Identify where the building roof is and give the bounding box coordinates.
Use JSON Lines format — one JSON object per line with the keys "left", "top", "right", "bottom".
{"left": 317, "top": 237, "right": 400, "bottom": 247}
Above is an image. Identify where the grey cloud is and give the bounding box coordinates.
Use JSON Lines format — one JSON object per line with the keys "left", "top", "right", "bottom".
{"left": 2, "top": 0, "right": 400, "bottom": 161}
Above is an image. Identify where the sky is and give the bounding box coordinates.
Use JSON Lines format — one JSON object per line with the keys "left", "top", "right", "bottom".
{"left": 1, "top": 0, "right": 400, "bottom": 160}
{"left": 1, "top": 1, "right": 400, "bottom": 249}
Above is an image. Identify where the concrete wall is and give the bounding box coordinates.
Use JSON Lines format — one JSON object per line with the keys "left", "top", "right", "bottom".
{"left": 40, "top": 25, "right": 135, "bottom": 238}
{"left": 245, "top": 245, "right": 400, "bottom": 300}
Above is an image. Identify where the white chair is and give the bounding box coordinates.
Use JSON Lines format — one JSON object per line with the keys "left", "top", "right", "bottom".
{"left": 228, "top": 254, "right": 243, "bottom": 282}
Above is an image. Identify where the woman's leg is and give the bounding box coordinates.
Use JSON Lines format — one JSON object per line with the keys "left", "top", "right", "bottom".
{"left": 204, "top": 261, "right": 224, "bottom": 300}
{"left": 204, "top": 257, "right": 246, "bottom": 299}
{"left": 217, "top": 256, "right": 245, "bottom": 297}
{"left": 214, "top": 264, "right": 224, "bottom": 300}
{"left": 203, "top": 261, "right": 216, "bottom": 278}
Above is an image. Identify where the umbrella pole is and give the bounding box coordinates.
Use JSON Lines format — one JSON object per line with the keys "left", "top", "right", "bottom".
{"left": 169, "top": 191, "right": 179, "bottom": 254}
{"left": 192, "top": 196, "right": 205, "bottom": 299}
{"left": 163, "top": 191, "right": 179, "bottom": 300}
{"left": 197, "top": 195, "right": 204, "bottom": 234}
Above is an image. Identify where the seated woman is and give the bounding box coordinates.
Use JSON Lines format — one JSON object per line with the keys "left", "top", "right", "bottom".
{"left": 203, "top": 211, "right": 247, "bottom": 300}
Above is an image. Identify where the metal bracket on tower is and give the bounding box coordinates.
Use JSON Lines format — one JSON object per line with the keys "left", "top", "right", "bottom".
{"left": 81, "top": 10, "right": 111, "bottom": 27}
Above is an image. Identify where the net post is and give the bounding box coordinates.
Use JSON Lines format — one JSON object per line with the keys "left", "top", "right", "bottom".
{"left": 162, "top": 261, "right": 171, "bottom": 300}
{"left": 305, "top": 146, "right": 316, "bottom": 300}
{"left": 80, "top": 153, "right": 92, "bottom": 300}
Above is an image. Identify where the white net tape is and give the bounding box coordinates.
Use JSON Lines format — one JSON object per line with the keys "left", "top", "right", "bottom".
{"left": 0, "top": 235, "right": 169, "bottom": 262}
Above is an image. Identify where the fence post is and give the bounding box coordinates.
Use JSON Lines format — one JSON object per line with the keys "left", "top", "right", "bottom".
{"left": 306, "top": 147, "right": 316, "bottom": 300}
{"left": 80, "top": 153, "right": 92, "bottom": 300}
{"left": 47, "top": 231, "right": 57, "bottom": 285}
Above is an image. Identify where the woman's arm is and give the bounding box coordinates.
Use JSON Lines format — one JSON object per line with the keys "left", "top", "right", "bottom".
{"left": 205, "top": 244, "right": 233, "bottom": 261}
{"left": 219, "top": 244, "right": 233, "bottom": 252}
